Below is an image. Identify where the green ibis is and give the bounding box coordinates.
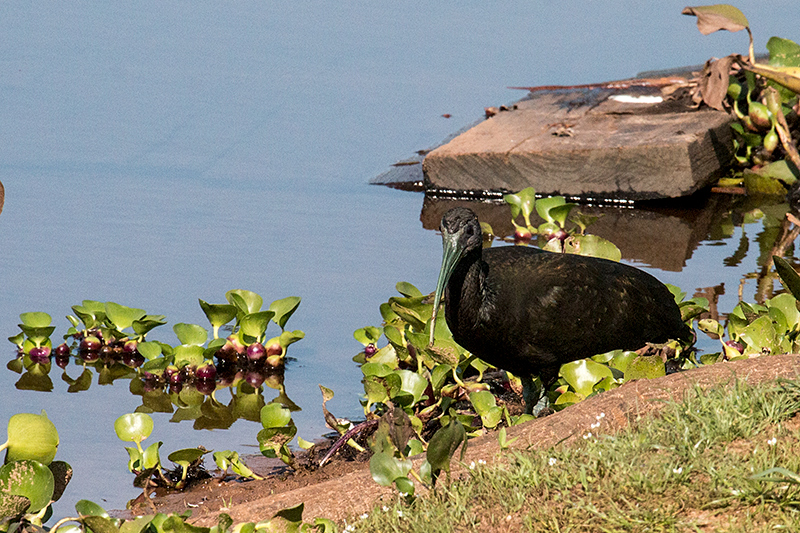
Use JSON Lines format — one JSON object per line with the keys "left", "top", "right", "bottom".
{"left": 429, "top": 207, "right": 693, "bottom": 414}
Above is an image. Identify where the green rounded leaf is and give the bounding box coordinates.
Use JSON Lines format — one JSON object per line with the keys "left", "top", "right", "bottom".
{"left": 105, "top": 302, "right": 146, "bottom": 332}
{"left": 560, "top": 359, "right": 613, "bottom": 397}
{"left": 199, "top": 300, "right": 238, "bottom": 330}
{"left": 0, "top": 460, "right": 54, "bottom": 513}
{"left": 19, "top": 312, "right": 52, "bottom": 328}
{"left": 136, "top": 341, "right": 162, "bottom": 360}
{"left": 141, "top": 441, "right": 162, "bottom": 470}
{"left": 767, "top": 293, "right": 800, "bottom": 329}
{"left": 535, "top": 195, "right": 566, "bottom": 223}
{"left": 268, "top": 297, "right": 301, "bottom": 329}
{"left": 395, "top": 282, "right": 423, "bottom": 298}
{"left": 564, "top": 234, "right": 622, "bottom": 261}
{"left": 426, "top": 419, "right": 467, "bottom": 475}
{"left": 547, "top": 203, "right": 577, "bottom": 228}
{"left": 75, "top": 499, "right": 109, "bottom": 518}
{"left": 554, "top": 390, "right": 584, "bottom": 407}
{"left": 624, "top": 356, "right": 666, "bottom": 382}
{"left": 394, "top": 476, "right": 415, "bottom": 496}
{"left": 0, "top": 492, "right": 30, "bottom": 520}
{"left": 503, "top": 187, "right": 536, "bottom": 226}
{"left": 83, "top": 516, "right": 120, "bottom": 533}
{"left": 395, "top": 369, "right": 428, "bottom": 405}
{"left": 369, "top": 451, "right": 412, "bottom": 487}
{"left": 173, "top": 323, "right": 208, "bottom": 347}
{"left": 3, "top": 410, "right": 59, "bottom": 464}
{"left": 226, "top": 289, "right": 263, "bottom": 315}
{"left": 132, "top": 315, "right": 167, "bottom": 337}
{"left": 173, "top": 344, "right": 204, "bottom": 368}
{"left": 468, "top": 390, "right": 497, "bottom": 415}
{"left": 167, "top": 448, "right": 208, "bottom": 467}
{"left": 260, "top": 403, "right": 292, "bottom": 429}
{"left": 740, "top": 315, "right": 779, "bottom": 356}
{"left": 354, "top": 326, "right": 382, "bottom": 346}
{"left": 240, "top": 311, "right": 275, "bottom": 341}
{"left": 114, "top": 413, "right": 153, "bottom": 444}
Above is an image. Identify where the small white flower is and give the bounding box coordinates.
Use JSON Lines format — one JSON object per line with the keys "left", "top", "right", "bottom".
{"left": 597, "top": 412, "right": 605, "bottom": 419}
{"left": 673, "top": 467, "right": 683, "bottom": 475}
{"left": 399, "top": 492, "right": 409, "bottom": 498}
{"left": 590, "top": 422, "right": 600, "bottom": 429}
{"left": 478, "top": 459, "right": 486, "bottom": 465}
{"left": 583, "top": 432, "right": 592, "bottom": 440}
{"left": 506, "top": 515, "right": 512, "bottom": 521}
{"left": 397, "top": 509, "right": 404, "bottom": 518}
{"left": 548, "top": 457, "right": 557, "bottom": 466}
{"left": 469, "top": 461, "right": 476, "bottom": 469}
{"left": 382, "top": 506, "right": 389, "bottom": 512}
{"left": 360, "top": 513, "right": 369, "bottom": 520}
{"left": 768, "top": 437, "right": 778, "bottom": 446}
{"left": 345, "top": 525, "right": 356, "bottom": 533}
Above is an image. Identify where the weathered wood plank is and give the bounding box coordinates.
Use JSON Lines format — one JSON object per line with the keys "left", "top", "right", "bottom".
{"left": 422, "top": 89, "right": 733, "bottom": 200}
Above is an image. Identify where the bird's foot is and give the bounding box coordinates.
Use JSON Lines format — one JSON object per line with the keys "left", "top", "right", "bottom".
{"left": 531, "top": 395, "right": 554, "bottom": 418}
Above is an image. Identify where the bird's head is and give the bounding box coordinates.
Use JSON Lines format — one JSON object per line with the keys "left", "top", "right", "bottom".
{"left": 429, "top": 208, "right": 482, "bottom": 345}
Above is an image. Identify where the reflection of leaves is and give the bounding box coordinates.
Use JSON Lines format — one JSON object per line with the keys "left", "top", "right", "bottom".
{"left": 62, "top": 368, "right": 93, "bottom": 393}
{"left": 170, "top": 405, "right": 202, "bottom": 424}
{"left": 196, "top": 398, "right": 235, "bottom": 430}
{"left": 232, "top": 387, "right": 265, "bottom": 422}
{"left": 743, "top": 170, "right": 788, "bottom": 196}
{"left": 6, "top": 358, "right": 23, "bottom": 375}
{"left": 140, "top": 390, "right": 174, "bottom": 413}
{"left": 15, "top": 370, "right": 53, "bottom": 392}
{"left": 723, "top": 229, "right": 749, "bottom": 267}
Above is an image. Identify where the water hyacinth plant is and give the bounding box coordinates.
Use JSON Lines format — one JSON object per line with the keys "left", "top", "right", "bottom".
{"left": 6, "top": 291, "right": 305, "bottom": 428}
{"left": 683, "top": 4, "right": 800, "bottom": 193}
{"left": 0, "top": 411, "right": 72, "bottom": 528}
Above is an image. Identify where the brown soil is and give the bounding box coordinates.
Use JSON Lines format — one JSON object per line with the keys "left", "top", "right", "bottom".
{"left": 117, "top": 355, "right": 800, "bottom": 527}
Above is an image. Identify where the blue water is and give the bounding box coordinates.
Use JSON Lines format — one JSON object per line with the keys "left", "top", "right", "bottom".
{"left": 1, "top": 1, "right": 798, "bottom": 518}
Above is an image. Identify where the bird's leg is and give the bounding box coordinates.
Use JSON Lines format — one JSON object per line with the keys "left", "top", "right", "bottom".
{"left": 521, "top": 375, "right": 549, "bottom": 416}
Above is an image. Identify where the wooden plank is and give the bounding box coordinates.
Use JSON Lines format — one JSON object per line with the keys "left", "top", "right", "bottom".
{"left": 422, "top": 89, "right": 733, "bottom": 200}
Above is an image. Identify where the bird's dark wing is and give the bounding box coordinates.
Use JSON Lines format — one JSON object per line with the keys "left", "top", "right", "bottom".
{"left": 471, "top": 247, "right": 688, "bottom": 374}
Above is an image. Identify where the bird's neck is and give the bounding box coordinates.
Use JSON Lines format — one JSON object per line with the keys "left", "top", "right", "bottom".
{"left": 446, "top": 247, "right": 486, "bottom": 327}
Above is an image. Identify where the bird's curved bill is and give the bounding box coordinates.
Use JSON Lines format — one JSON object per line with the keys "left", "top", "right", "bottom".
{"left": 429, "top": 231, "right": 465, "bottom": 346}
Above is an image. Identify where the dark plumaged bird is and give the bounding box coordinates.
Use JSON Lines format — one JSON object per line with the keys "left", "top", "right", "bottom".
{"left": 428, "top": 207, "right": 693, "bottom": 414}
